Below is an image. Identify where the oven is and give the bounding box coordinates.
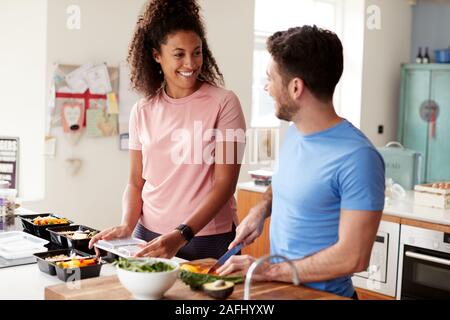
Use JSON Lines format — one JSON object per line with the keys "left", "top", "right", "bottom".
{"left": 397, "top": 225, "right": 450, "bottom": 300}
{"left": 352, "top": 220, "right": 400, "bottom": 297}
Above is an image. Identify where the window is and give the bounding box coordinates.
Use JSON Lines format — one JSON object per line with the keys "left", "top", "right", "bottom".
{"left": 251, "top": 0, "right": 344, "bottom": 127}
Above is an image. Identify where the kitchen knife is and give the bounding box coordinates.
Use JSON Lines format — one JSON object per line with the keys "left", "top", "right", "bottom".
{"left": 207, "top": 213, "right": 267, "bottom": 274}
{"left": 207, "top": 242, "right": 243, "bottom": 274}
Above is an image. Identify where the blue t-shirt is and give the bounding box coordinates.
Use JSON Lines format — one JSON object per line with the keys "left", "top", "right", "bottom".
{"left": 270, "top": 119, "right": 385, "bottom": 297}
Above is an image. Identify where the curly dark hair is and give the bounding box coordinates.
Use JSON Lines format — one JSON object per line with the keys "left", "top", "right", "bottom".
{"left": 267, "top": 25, "right": 343, "bottom": 102}
{"left": 127, "top": 0, "right": 224, "bottom": 98}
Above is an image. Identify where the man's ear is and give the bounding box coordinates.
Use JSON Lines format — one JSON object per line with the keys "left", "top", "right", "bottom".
{"left": 289, "top": 77, "right": 305, "bottom": 100}
{"left": 152, "top": 48, "right": 161, "bottom": 63}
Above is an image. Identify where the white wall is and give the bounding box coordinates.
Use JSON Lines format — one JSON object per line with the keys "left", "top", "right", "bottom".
{"left": 0, "top": 0, "right": 47, "bottom": 201}
{"left": 25, "top": 0, "right": 147, "bottom": 229}
{"left": 360, "top": 0, "right": 412, "bottom": 147}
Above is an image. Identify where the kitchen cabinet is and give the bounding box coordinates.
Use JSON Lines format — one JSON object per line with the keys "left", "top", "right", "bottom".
{"left": 236, "top": 189, "right": 271, "bottom": 258}
{"left": 355, "top": 288, "right": 393, "bottom": 300}
{"left": 398, "top": 64, "right": 450, "bottom": 182}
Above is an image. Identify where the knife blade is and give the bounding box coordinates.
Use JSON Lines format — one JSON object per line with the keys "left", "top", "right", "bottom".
{"left": 207, "top": 242, "right": 243, "bottom": 274}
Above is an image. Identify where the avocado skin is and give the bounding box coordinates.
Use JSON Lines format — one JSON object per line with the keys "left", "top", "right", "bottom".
{"left": 202, "top": 281, "right": 235, "bottom": 299}
{"left": 179, "top": 270, "right": 243, "bottom": 290}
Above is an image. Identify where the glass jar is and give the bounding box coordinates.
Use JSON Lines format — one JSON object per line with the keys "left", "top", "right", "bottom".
{"left": 0, "top": 189, "right": 17, "bottom": 231}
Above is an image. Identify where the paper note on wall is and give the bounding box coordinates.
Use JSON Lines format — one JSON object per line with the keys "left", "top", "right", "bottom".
{"left": 65, "top": 63, "right": 93, "bottom": 92}
{"left": 85, "top": 64, "right": 112, "bottom": 94}
{"left": 86, "top": 109, "right": 118, "bottom": 137}
{"left": 107, "top": 92, "right": 119, "bottom": 114}
{"left": 44, "top": 136, "right": 56, "bottom": 158}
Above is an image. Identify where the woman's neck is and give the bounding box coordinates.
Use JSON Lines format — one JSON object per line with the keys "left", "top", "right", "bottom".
{"left": 164, "top": 81, "right": 203, "bottom": 99}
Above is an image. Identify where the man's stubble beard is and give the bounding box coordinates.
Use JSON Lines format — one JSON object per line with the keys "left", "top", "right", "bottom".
{"left": 275, "top": 93, "right": 299, "bottom": 122}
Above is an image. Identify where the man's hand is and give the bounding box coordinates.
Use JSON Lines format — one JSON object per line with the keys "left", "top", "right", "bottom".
{"left": 133, "top": 230, "right": 187, "bottom": 259}
{"left": 228, "top": 202, "right": 268, "bottom": 249}
{"left": 216, "top": 255, "right": 277, "bottom": 282}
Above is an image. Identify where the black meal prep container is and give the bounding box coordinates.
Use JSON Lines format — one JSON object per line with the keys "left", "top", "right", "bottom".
{"left": 33, "top": 249, "right": 91, "bottom": 276}
{"left": 47, "top": 225, "right": 99, "bottom": 254}
{"left": 96, "top": 249, "right": 119, "bottom": 263}
{"left": 55, "top": 258, "right": 103, "bottom": 282}
{"left": 19, "top": 213, "right": 72, "bottom": 240}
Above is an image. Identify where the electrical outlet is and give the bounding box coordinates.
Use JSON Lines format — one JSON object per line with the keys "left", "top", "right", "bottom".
{"left": 378, "top": 125, "right": 384, "bottom": 134}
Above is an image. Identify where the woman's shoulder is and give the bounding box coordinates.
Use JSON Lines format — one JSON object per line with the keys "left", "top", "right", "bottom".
{"left": 135, "top": 93, "right": 162, "bottom": 111}
{"left": 201, "top": 82, "right": 240, "bottom": 104}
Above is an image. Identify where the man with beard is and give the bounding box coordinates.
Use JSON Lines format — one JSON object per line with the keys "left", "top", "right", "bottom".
{"left": 217, "top": 26, "right": 385, "bottom": 299}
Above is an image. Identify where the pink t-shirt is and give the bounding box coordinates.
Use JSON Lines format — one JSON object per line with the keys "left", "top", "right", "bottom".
{"left": 128, "top": 82, "right": 246, "bottom": 236}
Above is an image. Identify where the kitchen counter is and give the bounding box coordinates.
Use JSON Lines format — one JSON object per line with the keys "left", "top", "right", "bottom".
{"left": 238, "top": 182, "right": 450, "bottom": 226}
{"left": 44, "top": 274, "right": 349, "bottom": 300}
{"left": 383, "top": 191, "right": 450, "bottom": 226}
{"left": 0, "top": 252, "right": 347, "bottom": 300}
{"left": 1, "top": 212, "right": 346, "bottom": 300}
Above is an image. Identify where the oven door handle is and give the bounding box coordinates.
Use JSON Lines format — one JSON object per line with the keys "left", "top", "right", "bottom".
{"left": 405, "top": 251, "right": 450, "bottom": 266}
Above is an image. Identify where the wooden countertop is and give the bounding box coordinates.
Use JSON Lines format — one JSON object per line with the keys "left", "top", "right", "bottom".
{"left": 44, "top": 275, "right": 350, "bottom": 300}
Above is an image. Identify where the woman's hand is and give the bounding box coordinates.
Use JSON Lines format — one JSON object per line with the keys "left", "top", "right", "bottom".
{"left": 133, "top": 230, "right": 187, "bottom": 259}
{"left": 88, "top": 225, "right": 134, "bottom": 254}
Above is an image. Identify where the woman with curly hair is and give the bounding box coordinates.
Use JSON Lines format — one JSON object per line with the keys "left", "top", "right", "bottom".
{"left": 90, "top": 0, "right": 246, "bottom": 260}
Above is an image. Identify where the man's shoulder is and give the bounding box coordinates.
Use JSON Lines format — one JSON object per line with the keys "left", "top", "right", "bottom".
{"left": 334, "top": 121, "right": 379, "bottom": 155}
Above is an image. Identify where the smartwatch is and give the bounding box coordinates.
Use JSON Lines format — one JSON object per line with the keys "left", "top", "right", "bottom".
{"left": 176, "top": 224, "right": 194, "bottom": 242}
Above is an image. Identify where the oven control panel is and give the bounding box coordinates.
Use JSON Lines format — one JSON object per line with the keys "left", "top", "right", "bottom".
{"left": 401, "top": 225, "right": 450, "bottom": 254}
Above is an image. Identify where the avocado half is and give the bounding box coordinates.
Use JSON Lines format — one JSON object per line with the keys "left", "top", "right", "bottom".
{"left": 179, "top": 268, "right": 244, "bottom": 290}
{"left": 202, "top": 280, "right": 235, "bottom": 299}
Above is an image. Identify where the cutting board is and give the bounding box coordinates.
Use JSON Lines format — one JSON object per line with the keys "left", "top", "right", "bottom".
{"left": 44, "top": 258, "right": 349, "bottom": 300}
{"left": 45, "top": 275, "right": 348, "bottom": 300}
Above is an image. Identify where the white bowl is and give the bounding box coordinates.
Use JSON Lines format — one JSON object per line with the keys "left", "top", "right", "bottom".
{"left": 116, "top": 258, "right": 179, "bottom": 300}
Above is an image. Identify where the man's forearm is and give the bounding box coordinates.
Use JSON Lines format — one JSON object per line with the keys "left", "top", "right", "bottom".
{"left": 261, "top": 185, "right": 273, "bottom": 217}
{"left": 269, "top": 243, "right": 362, "bottom": 283}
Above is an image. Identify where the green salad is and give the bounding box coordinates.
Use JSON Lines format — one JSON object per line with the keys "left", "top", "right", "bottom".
{"left": 114, "top": 257, "right": 175, "bottom": 273}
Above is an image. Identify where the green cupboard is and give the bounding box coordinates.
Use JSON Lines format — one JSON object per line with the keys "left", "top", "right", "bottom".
{"left": 398, "top": 64, "right": 450, "bottom": 183}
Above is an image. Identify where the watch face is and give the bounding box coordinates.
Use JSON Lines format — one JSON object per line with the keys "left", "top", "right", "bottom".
{"left": 177, "top": 224, "right": 193, "bottom": 241}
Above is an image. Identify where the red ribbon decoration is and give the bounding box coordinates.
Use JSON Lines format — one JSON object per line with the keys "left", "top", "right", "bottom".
{"left": 55, "top": 89, "right": 107, "bottom": 126}
{"left": 430, "top": 108, "right": 436, "bottom": 139}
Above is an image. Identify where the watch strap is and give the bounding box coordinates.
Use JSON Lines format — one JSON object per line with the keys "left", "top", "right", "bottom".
{"left": 176, "top": 224, "right": 194, "bottom": 242}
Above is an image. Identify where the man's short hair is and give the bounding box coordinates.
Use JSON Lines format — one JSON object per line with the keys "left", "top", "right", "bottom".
{"left": 267, "top": 25, "right": 344, "bottom": 102}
